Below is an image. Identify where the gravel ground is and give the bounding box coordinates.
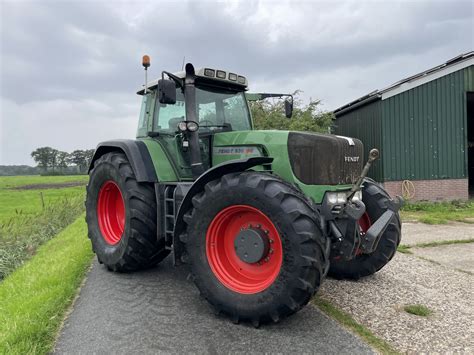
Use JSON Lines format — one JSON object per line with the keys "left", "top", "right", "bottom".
{"left": 54, "top": 259, "right": 374, "bottom": 354}
{"left": 319, "top": 250, "right": 474, "bottom": 353}
{"left": 402, "top": 222, "right": 474, "bottom": 245}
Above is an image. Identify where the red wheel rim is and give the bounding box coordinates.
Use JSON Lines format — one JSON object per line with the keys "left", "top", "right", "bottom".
{"left": 206, "top": 205, "right": 283, "bottom": 294}
{"left": 355, "top": 212, "right": 372, "bottom": 256}
{"left": 359, "top": 212, "right": 372, "bottom": 234}
{"left": 97, "top": 180, "right": 125, "bottom": 245}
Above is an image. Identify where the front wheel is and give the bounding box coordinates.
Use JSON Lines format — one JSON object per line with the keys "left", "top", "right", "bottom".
{"left": 181, "top": 172, "right": 329, "bottom": 325}
{"left": 328, "top": 178, "right": 401, "bottom": 279}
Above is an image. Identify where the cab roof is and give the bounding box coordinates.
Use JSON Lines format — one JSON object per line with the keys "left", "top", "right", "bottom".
{"left": 137, "top": 67, "right": 248, "bottom": 95}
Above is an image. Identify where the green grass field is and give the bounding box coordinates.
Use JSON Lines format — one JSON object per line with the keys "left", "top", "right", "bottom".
{"left": 0, "top": 176, "right": 88, "bottom": 222}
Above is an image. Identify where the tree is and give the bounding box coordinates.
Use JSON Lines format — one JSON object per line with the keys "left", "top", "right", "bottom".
{"left": 68, "top": 150, "right": 88, "bottom": 173}
{"left": 56, "top": 151, "right": 69, "bottom": 171}
{"left": 49, "top": 148, "right": 59, "bottom": 172}
{"left": 31, "top": 147, "right": 54, "bottom": 171}
{"left": 84, "top": 149, "right": 95, "bottom": 168}
{"left": 249, "top": 92, "right": 334, "bottom": 134}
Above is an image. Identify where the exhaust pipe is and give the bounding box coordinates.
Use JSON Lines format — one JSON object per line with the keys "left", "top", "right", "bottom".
{"left": 184, "top": 63, "right": 204, "bottom": 179}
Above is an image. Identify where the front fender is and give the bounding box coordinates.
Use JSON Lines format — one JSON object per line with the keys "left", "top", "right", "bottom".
{"left": 173, "top": 156, "right": 273, "bottom": 264}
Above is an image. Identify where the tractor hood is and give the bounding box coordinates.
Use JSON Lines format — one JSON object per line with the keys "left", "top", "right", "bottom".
{"left": 287, "top": 132, "right": 364, "bottom": 185}
{"left": 211, "top": 130, "right": 364, "bottom": 187}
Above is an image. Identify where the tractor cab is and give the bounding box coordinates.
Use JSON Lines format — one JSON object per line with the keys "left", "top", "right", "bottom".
{"left": 136, "top": 63, "right": 291, "bottom": 180}
{"left": 136, "top": 67, "right": 252, "bottom": 136}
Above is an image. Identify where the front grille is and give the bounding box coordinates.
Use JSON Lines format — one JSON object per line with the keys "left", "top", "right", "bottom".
{"left": 288, "top": 132, "right": 364, "bottom": 185}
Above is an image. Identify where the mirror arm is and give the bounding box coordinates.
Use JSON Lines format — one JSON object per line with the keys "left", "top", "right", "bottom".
{"left": 162, "top": 71, "right": 184, "bottom": 88}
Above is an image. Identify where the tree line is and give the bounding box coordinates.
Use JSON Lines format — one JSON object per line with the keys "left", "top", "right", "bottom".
{"left": 30, "top": 147, "right": 95, "bottom": 174}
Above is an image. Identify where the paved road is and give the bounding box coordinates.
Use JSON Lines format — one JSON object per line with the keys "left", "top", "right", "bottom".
{"left": 55, "top": 258, "right": 373, "bottom": 354}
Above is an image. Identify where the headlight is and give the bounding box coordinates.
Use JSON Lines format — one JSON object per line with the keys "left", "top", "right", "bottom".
{"left": 351, "top": 190, "right": 363, "bottom": 202}
{"left": 326, "top": 192, "right": 347, "bottom": 205}
{"left": 177, "top": 121, "right": 199, "bottom": 132}
{"left": 177, "top": 121, "right": 187, "bottom": 132}
{"left": 186, "top": 121, "right": 199, "bottom": 132}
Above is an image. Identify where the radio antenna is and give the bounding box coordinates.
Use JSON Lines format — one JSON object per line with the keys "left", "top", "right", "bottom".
{"left": 181, "top": 56, "right": 185, "bottom": 71}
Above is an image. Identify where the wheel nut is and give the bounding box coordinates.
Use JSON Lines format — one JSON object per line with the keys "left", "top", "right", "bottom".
{"left": 269, "top": 239, "right": 273, "bottom": 243}
{"left": 264, "top": 230, "right": 269, "bottom": 234}
{"left": 264, "top": 257, "right": 270, "bottom": 262}
{"left": 269, "top": 249, "right": 274, "bottom": 254}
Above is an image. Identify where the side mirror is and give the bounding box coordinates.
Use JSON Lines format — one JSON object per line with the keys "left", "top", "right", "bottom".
{"left": 284, "top": 98, "right": 293, "bottom": 118}
{"left": 158, "top": 79, "right": 176, "bottom": 104}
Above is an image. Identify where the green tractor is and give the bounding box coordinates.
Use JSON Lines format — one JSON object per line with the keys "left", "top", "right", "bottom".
{"left": 85, "top": 57, "right": 402, "bottom": 325}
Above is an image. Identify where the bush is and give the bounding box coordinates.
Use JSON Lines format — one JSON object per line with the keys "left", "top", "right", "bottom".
{"left": 249, "top": 92, "right": 334, "bottom": 133}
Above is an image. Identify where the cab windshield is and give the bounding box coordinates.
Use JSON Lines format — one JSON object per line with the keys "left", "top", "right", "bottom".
{"left": 154, "top": 86, "right": 252, "bottom": 133}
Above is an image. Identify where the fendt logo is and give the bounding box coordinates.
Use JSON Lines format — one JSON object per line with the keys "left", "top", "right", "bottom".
{"left": 344, "top": 156, "right": 360, "bottom": 163}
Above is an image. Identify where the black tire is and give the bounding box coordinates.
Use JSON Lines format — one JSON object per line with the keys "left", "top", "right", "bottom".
{"left": 86, "top": 152, "right": 169, "bottom": 271}
{"left": 181, "top": 172, "right": 329, "bottom": 325}
{"left": 328, "top": 178, "right": 401, "bottom": 279}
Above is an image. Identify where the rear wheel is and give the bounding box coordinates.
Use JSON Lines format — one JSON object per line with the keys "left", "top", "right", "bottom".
{"left": 328, "top": 179, "right": 401, "bottom": 279}
{"left": 181, "top": 172, "right": 329, "bottom": 325}
{"left": 86, "top": 152, "right": 169, "bottom": 271}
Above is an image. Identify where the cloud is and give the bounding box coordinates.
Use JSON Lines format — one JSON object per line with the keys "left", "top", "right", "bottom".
{"left": 1, "top": 0, "right": 473, "bottom": 164}
{"left": 0, "top": 95, "right": 139, "bottom": 165}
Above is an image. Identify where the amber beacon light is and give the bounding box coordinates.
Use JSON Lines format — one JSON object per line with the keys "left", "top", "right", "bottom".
{"left": 142, "top": 55, "right": 150, "bottom": 93}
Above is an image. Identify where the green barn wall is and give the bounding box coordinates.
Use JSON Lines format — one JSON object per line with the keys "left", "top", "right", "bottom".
{"left": 335, "top": 65, "right": 473, "bottom": 183}
{"left": 381, "top": 67, "right": 472, "bottom": 181}
{"left": 332, "top": 101, "right": 383, "bottom": 181}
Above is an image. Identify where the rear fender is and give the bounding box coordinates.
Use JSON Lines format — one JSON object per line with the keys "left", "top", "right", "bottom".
{"left": 88, "top": 139, "right": 157, "bottom": 183}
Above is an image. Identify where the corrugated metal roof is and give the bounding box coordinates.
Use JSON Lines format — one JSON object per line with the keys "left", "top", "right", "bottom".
{"left": 334, "top": 51, "right": 474, "bottom": 116}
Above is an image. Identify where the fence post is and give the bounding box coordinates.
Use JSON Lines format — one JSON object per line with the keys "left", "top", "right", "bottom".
{"left": 40, "top": 192, "right": 45, "bottom": 210}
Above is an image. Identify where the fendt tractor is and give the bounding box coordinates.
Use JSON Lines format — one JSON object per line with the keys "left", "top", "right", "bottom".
{"left": 85, "top": 56, "right": 402, "bottom": 326}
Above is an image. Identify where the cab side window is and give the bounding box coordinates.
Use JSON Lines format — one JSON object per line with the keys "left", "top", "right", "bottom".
{"left": 136, "top": 94, "right": 153, "bottom": 137}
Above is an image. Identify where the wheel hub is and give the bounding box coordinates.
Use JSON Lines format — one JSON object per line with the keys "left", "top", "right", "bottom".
{"left": 234, "top": 227, "right": 269, "bottom": 263}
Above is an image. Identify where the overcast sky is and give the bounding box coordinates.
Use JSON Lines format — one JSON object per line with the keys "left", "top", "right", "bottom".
{"left": 0, "top": 0, "right": 473, "bottom": 165}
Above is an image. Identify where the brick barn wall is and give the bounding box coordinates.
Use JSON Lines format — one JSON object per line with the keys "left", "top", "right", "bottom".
{"left": 383, "top": 179, "right": 469, "bottom": 201}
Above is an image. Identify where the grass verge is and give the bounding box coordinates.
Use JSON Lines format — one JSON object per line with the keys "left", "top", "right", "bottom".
{"left": 0, "top": 196, "right": 85, "bottom": 280}
{"left": 0, "top": 216, "right": 93, "bottom": 354}
{"left": 403, "top": 304, "right": 433, "bottom": 317}
{"left": 313, "top": 297, "right": 399, "bottom": 355}
{"left": 397, "top": 238, "right": 474, "bottom": 254}
{"left": 400, "top": 200, "right": 474, "bottom": 224}
{"left": 396, "top": 245, "right": 413, "bottom": 254}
